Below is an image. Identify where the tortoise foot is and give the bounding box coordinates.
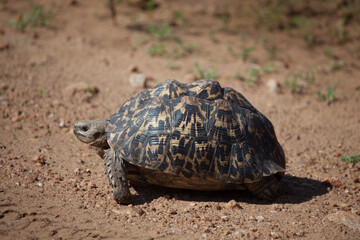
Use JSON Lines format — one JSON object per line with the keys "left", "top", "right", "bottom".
{"left": 246, "top": 175, "right": 279, "bottom": 201}
{"left": 113, "top": 184, "right": 131, "bottom": 204}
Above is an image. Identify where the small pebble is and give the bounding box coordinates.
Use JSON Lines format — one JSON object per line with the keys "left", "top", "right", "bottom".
{"left": 0, "top": 82, "right": 9, "bottom": 91}
{"left": 33, "top": 154, "right": 46, "bottom": 165}
{"left": 270, "top": 231, "right": 280, "bottom": 239}
{"left": 58, "top": 119, "right": 65, "bottom": 128}
{"left": 325, "top": 178, "right": 342, "bottom": 188}
{"left": 266, "top": 79, "right": 281, "bottom": 93}
{"left": 169, "top": 209, "right": 177, "bottom": 215}
{"left": 213, "top": 203, "right": 222, "bottom": 210}
{"left": 225, "top": 199, "right": 241, "bottom": 209}
{"left": 54, "top": 175, "right": 62, "bottom": 181}
{"left": 129, "top": 73, "right": 147, "bottom": 87}
{"left": 255, "top": 215, "right": 265, "bottom": 222}
{"left": 128, "top": 64, "right": 138, "bottom": 73}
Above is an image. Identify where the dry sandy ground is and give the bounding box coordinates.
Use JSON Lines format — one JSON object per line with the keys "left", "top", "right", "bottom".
{"left": 0, "top": 0, "right": 359, "bottom": 239}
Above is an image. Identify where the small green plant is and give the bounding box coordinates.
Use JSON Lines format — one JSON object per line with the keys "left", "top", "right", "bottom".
{"left": 173, "top": 11, "right": 186, "bottom": 25}
{"left": 284, "top": 70, "right": 315, "bottom": 93}
{"left": 218, "top": 8, "right": 230, "bottom": 30}
{"left": 171, "top": 42, "right": 196, "bottom": 59}
{"left": 208, "top": 30, "right": 218, "bottom": 43}
{"left": 235, "top": 72, "right": 244, "bottom": 80}
{"left": 329, "top": 19, "right": 350, "bottom": 43}
{"left": 227, "top": 46, "right": 239, "bottom": 59}
{"left": 131, "top": 35, "right": 147, "bottom": 51}
{"left": 38, "top": 88, "right": 44, "bottom": 96}
{"left": 355, "top": 85, "right": 360, "bottom": 91}
{"left": 318, "top": 81, "right": 340, "bottom": 105}
{"left": 246, "top": 68, "right": 260, "bottom": 86}
{"left": 291, "top": 16, "right": 310, "bottom": 29}
{"left": 9, "top": 5, "right": 54, "bottom": 31}
{"left": 166, "top": 61, "right": 181, "bottom": 70}
{"left": 341, "top": 152, "right": 360, "bottom": 163}
{"left": 326, "top": 60, "right": 345, "bottom": 72}
{"left": 86, "top": 86, "right": 92, "bottom": 97}
{"left": 263, "top": 63, "right": 276, "bottom": 73}
{"left": 195, "top": 63, "right": 218, "bottom": 79}
{"left": 146, "top": 43, "right": 167, "bottom": 56}
{"left": 304, "top": 33, "right": 317, "bottom": 48}
{"left": 324, "top": 46, "right": 333, "bottom": 58}
{"left": 304, "top": 71, "right": 315, "bottom": 85}
{"left": 284, "top": 75, "right": 300, "bottom": 93}
{"left": 0, "top": 91, "right": 2, "bottom": 97}
{"left": 260, "top": 38, "right": 278, "bottom": 60}
{"left": 149, "top": 22, "right": 172, "bottom": 39}
{"left": 145, "top": 0, "right": 157, "bottom": 11}
{"left": 174, "top": 11, "right": 184, "bottom": 20}
{"left": 106, "top": 0, "right": 116, "bottom": 20}
{"left": 235, "top": 67, "right": 260, "bottom": 86}
{"left": 241, "top": 44, "right": 255, "bottom": 61}
{"left": 9, "top": 14, "right": 28, "bottom": 31}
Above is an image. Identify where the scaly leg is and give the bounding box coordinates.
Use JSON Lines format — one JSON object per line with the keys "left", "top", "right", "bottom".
{"left": 104, "top": 148, "right": 131, "bottom": 204}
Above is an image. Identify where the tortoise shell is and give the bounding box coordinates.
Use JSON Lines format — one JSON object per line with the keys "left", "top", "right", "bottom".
{"left": 106, "top": 79, "right": 285, "bottom": 184}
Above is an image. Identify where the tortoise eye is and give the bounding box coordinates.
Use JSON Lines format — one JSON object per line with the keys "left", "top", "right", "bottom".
{"left": 81, "top": 126, "right": 89, "bottom": 132}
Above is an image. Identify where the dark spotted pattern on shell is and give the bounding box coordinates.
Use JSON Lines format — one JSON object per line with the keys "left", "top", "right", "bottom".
{"left": 106, "top": 79, "right": 285, "bottom": 183}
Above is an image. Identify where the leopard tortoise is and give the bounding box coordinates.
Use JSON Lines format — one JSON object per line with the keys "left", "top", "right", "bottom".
{"left": 73, "top": 79, "right": 285, "bottom": 204}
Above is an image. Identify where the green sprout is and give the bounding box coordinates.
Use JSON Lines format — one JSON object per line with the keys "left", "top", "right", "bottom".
{"left": 341, "top": 153, "right": 360, "bottom": 163}
{"left": 235, "top": 67, "right": 260, "bottom": 86}
{"left": 263, "top": 63, "right": 276, "bottom": 73}
{"left": 146, "top": 43, "right": 167, "bottom": 57}
{"left": 318, "top": 81, "right": 340, "bottom": 105}
{"left": 284, "top": 75, "right": 300, "bottom": 93}
{"left": 148, "top": 22, "right": 172, "bottom": 39}
{"left": 195, "top": 63, "right": 218, "bottom": 79}
{"left": 38, "top": 88, "right": 44, "bottom": 96}
{"left": 9, "top": 5, "right": 54, "bottom": 31}
{"left": 227, "top": 46, "right": 239, "bottom": 59}
{"left": 145, "top": 0, "right": 156, "bottom": 11}
{"left": 324, "top": 46, "right": 333, "bottom": 58}
{"left": 241, "top": 45, "right": 255, "bottom": 61}
{"left": 86, "top": 86, "right": 92, "bottom": 97}
{"left": 131, "top": 35, "right": 147, "bottom": 51}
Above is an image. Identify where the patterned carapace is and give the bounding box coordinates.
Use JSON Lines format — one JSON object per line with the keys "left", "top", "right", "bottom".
{"left": 106, "top": 79, "right": 285, "bottom": 184}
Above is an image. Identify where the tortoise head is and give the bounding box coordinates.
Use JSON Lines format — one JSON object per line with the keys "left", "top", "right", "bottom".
{"left": 73, "top": 120, "right": 109, "bottom": 149}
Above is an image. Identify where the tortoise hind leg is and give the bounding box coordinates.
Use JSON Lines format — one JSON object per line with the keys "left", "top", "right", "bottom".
{"left": 245, "top": 175, "right": 279, "bottom": 201}
{"left": 104, "top": 148, "right": 131, "bottom": 204}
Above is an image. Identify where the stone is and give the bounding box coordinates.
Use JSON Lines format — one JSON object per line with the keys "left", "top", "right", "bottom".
{"left": 266, "top": 79, "right": 281, "bottom": 93}
{"left": 224, "top": 199, "right": 241, "bottom": 209}
{"left": 325, "top": 178, "right": 342, "bottom": 188}
{"left": 0, "top": 82, "right": 9, "bottom": 91}
{"left": 128, "top": 65, "right": 138, "bottom": 73}
{"left": 129, "top": 73, "right": 147, "bottom": 87}
{"left": 255, "top": 215, "right": 265, "bottom": 222}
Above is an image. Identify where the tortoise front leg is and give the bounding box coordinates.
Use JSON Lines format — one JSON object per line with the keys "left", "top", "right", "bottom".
{"left": 104, "top": 148, "right": 131, "bottom": 204}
